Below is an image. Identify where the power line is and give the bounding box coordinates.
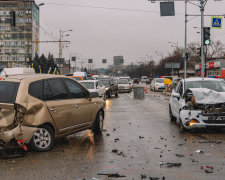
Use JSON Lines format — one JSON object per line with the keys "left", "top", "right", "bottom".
{"left": 44, "top": 2, "right": 161, "bottom": 14}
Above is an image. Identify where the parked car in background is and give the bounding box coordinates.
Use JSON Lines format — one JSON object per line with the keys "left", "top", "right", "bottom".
{"left": 99, "top": 78, "right": 118, "bottom": 98}
{"left": 0, "top": 72, "right": 105, "bottom": 152}
{"left": 80, "top": 80, "right": 106, "bottom": 100}
{"left": 150, "top": 78, "right": 165, "bottom": 91}
{"left": 73, "top": 72, "right": 87, "bottom": 80}
{"left": 70, "top": 76, "right": 84, "bottom": 81}
{"left": 133, "top": 78, "right": 140, "bottom": 84}
{"left": 141, "top": 76, "right": 148, "bottom": 83}
{"left": 119, "top": 76, "right": 133, "bottom": 88}
{"left": 146, "top": 78, "right": 152, "bottom": 85}
{"left": 169, "top": 78, "right": 225, "bottom": 131}
{"left": 117, "top": 79, "right": 132, "bottom": 93}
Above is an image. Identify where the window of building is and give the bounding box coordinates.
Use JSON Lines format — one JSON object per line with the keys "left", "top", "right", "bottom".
{"left": 12, "top": 33, "right": 18, "bottom": 39}
{"left": 19, "top": 33, "right": 24, "bottom": 38}
{"left": 18, "top": 49, "right": 25, "bottom": 53}
{"left": 18, "top": 41, "right": 25, "bottom": 46}
{"left": 4, "top": 41, "right": 11, "bottom": 46}
{"left": 12, "top": 41, "right": 18, "bottom": 46}
{"left": 4, "top": 49, "right": 10, "bottom": 53}
{"left": 6, "top": 56, "right": 10, "bottom": 61}
{"left": 12, "top": 49, "right": 18, "bottom": 54}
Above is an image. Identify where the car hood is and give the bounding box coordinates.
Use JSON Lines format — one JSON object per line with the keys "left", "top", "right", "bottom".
{"left": 187, "top": 88, "right": 225, "bottom": 104}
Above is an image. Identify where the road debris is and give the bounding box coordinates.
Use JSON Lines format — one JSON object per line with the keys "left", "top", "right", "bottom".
{"left": 195, "top": 150, "right": 204, "bottom": 154}
{"left": 97, "top": 173, "right": 126, "bottom": 178}
{"left": 175, "top": 154, "right": 184, "bottom": 157}
{"left": 112, "top": 149, "right": 118, "bottom": 153}
{"left": 141, "top": 174, "right": 147, "bottom": 179}
{"left": 159, "top": 162, "right": 182, "bottom": 168}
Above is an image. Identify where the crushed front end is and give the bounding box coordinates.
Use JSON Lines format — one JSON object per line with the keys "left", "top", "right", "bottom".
{"left": 180, "top": 88, "right": 225, "bottom": 130}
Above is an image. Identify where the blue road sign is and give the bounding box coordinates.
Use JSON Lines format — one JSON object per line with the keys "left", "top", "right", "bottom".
{"left": 211, "top": 17, "right": 222, "bottom": 29}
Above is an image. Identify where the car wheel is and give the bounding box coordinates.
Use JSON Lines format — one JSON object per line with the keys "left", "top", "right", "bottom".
{"left": 108, "top": 90, "right": 112, "bottom": 98}
{"left": 178, "top": 118, "right": 186, "bottom": 131}
{"left": 115, "top": 91, "right": 119, "bottom": 98}
{"left": 92, "top": 111, "right": 104, "bottom": 135}
{"left": 29, "top": 125, "right": 55, "bottom": 152}
{"left": 169, "top": 105, "right": 176, "bottom": 122}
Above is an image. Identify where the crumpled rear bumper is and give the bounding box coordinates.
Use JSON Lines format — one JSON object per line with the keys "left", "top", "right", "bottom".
{"left": 0, "top": 125, "right": 39, "bottom": 144}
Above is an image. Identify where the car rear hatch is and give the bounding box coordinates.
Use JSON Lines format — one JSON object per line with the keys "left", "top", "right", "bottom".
{"left": 0, "top": 81, "right": 20, "bottom": 130}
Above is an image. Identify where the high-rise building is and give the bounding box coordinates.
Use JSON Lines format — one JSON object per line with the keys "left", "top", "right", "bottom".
{"left": 0, "top": 0, "right": 39, "bottom": 69}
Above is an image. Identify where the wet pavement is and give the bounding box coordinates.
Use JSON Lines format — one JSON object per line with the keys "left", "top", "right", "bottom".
{"left": 0, "top": 84, "right": 225, "bottom": 180}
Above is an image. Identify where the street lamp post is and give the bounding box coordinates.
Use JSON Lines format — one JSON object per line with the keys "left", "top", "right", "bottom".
{"left": 59, "top": 29, "right": 72, "bottom": 58}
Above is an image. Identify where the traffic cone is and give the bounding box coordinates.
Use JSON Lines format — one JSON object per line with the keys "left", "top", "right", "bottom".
{"left": 144, "top": 87, "right": 148, "bottom": 94}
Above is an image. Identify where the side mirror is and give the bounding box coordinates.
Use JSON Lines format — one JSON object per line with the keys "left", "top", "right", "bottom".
{"left": 172, "top": 92, "right": 180, "bottom": 99}
{"left": 90, "top": 92, "right": 99, "bottom": 98}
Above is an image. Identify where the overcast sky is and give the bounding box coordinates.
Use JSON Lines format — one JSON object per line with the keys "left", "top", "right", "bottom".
{"left": 36, "top": 0, "right": 225, "bottom": 68}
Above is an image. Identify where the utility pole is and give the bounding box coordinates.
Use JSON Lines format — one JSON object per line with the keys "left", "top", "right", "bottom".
{"left": 200, "top": 0, "right": 205, "bottom": 78}
{"left": 59, "top": 29, "right": 62, "bottom": 58}
{"left": 184, "top": 0, "right": 187, "bottom": 79}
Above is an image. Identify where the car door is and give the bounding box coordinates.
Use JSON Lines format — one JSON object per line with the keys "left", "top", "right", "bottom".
{"left": 63, "top": 78, "right": 94, "bottom": 127}
{"left": 96, "top": 82, "right": 103, "bottom": 96}
{"left": 111, "top": 79, "right": 117, "bottom": 94}
{"left": 171, "top": 82, "right": 183, "bottom": 118}
{"left": 43, "top": 78, "right": 75, "bottom": 134}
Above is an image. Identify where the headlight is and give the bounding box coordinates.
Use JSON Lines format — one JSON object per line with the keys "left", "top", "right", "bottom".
{"left": 106, "top": 87, "right": 110, "bottom": 91}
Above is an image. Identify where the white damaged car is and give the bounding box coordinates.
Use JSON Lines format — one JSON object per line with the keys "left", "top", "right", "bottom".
{"left": 169, "top": 78, "right": 225, "bottom": 131}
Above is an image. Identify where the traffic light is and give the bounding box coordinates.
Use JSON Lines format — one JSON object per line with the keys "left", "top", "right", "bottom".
{"left": 71, "top": 56, "right": 76, "bottom": 61}
{"left": 10, "top": 11, "right": 16, "bottom": 26}
{"left": 197, "top": 48, "right": 201, "bottom": 56}
{"left": 203, "top": 27, "right": 210, "bottom": 45}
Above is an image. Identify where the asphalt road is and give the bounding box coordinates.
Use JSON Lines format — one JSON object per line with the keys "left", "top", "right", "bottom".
{"left": 0, "top": 84, "right": 225, "bottom": 180}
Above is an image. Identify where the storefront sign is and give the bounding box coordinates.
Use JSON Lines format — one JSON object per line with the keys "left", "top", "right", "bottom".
{"left": 195, "top": 61, "right": 220, "bottom": 70}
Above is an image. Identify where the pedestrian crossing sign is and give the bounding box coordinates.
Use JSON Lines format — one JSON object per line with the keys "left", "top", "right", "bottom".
{"left": 211, "top": 17, "right": 223, "bottom": 29}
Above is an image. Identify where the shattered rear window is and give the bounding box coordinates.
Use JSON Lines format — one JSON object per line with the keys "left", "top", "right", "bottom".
{"left": 0, "top": 81, "right": 19, "bottom": 103}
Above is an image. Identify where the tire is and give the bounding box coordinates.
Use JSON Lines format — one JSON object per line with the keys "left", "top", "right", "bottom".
{"left": 92, "top": 111, "right": 104, "bottom": 135}
{"left": 169, "top": 105, "right": 176, "bottom": 122}
{"left": 108, "top": 90, "right": 112, "bottom": 98}
{"left": 115, "top": 91, "right": 119, "bottom": 98}
{"left": 178, "top": 117, "right": 185, "bottom": 131}
{"left": 29, "top": 125, "right": 55, "bottom": 152}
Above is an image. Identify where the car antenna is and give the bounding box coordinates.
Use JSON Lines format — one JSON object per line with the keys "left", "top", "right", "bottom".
{"left": 2, "top": 69, "right": 8, "bottom": 77}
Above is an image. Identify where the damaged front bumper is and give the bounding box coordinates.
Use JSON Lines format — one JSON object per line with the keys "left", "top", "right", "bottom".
{"left": 180, "top": 110, "right": 225, "bottom": 130}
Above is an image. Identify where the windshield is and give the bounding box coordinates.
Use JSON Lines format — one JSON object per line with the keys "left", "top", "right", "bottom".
{"left": 80, "top": 82, "right": 95, "bottom": 89}
{"left": 120, "top": 78, "right": 131, "bottom": 82}
{"left": 99, "top": 79, "right": 110, "bottom": 86}
{"left": 0, "top": 81, "right": 19, "bottom": 103}
{"left": 156, "top": 79, "right": 164, "bottom": 83}
{"left": 185, "top": 80, "right": 225, "bottom": 92}
{"left": 117, "top": 79, "right": 129, "bottom": 84}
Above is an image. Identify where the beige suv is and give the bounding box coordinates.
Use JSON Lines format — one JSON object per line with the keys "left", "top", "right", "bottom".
{"left": 0, "top": 74, "right": 105, "bottom": 151}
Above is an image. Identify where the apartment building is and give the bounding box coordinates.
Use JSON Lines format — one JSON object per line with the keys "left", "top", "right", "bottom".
{"left": 0, "top": 0, "right": 39, "bottom": 69}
